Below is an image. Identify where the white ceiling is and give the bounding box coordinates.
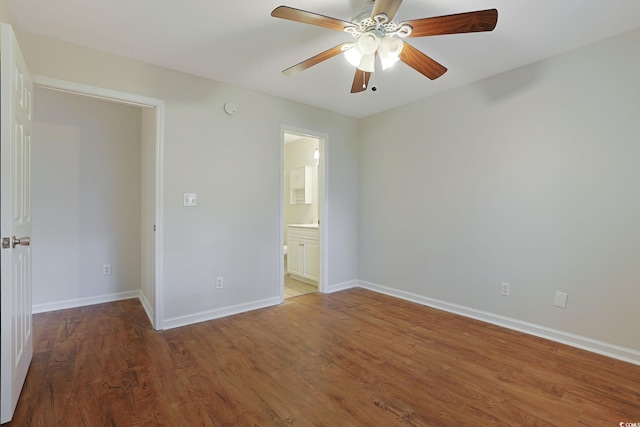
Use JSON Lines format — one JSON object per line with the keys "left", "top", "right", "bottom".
{"left": 7, "top": 0, "right": 640, "bottom": 118}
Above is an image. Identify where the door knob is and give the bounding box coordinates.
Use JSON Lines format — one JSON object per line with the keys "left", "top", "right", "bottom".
{"left": 12, "top": 236, "right": 30, "bottom": 248}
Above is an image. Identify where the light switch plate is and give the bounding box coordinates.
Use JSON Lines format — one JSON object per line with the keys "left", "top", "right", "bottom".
{"left": 183, "top": 193, "right": 197, "bottom": 207}
{"left": 554, "top": 291, "right": 568, "bottom": 309}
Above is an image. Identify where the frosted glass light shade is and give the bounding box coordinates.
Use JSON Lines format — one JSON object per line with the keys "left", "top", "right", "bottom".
{"left": 344, "top": 42, "right": 375, "bottom": 72}
{"left": 344, "top": 34, "right": 403, "bottom": 72}
{"left": 359, "top": 53, "right": 376, "bottom": 73}
{"left": 357, "top": 33, "right": 379, "bottom": 55}
{"left": 380, "top": 36, "right": 403, "bottom": 56}
{"left": 379, "top": 51, "right": 401, "bottom": 70}
{"left": 379, "top": 37, "right": 403, "bottom": 70}
{"left": 344, "top": 46, "right": 363, "bottom": 68}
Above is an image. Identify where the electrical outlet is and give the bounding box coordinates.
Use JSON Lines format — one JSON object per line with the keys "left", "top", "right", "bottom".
{"left": 183, "top": 193, "right": 197, "bottom": 207}
{"left": 501, "top": 282, "right": 510, "bottom": 296}
{"left": 103, "top": 264, "right": 111, "bottom": 275}
{"left": 216, "top": 276, "right": 223, "bottom": 289}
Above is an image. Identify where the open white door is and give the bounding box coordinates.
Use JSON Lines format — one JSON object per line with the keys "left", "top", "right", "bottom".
{"left": 0, "top": 22, "right": 33, "bottom": 423}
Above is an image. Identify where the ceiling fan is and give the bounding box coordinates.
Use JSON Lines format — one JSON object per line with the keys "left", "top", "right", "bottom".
{"left": 271, "top": 0, "right": 498, "bottom": 93}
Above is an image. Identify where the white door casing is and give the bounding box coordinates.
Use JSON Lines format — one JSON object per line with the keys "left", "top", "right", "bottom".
{"left": 31, "top": 76, "right": 166, "bottom": 330}
{"left": 280, "top": 126, "right": 328, "bottom": 300}
{"left": 1, "top": 22, "right": 34, "bottom": 423}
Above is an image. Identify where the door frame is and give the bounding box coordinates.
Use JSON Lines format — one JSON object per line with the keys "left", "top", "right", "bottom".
{"left": 280, "top": 125, "right": 328, "bottom": 299}
{"left": 31, "top": 76, "right": 165, "bottom": 330}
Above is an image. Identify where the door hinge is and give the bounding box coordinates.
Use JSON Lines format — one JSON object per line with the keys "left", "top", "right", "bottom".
{"left": 2, "top": 237, "right": 10, "bottom": 249}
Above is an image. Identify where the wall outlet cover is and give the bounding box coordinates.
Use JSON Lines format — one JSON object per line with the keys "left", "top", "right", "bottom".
{"left": 554, "top": 291, "right": 568, "bottom": 309}
{"left": 184, "top": 193, "right": 197, "bottom": 207}
{"left": 501, "top": 282, "right": 510, "bottom": 296}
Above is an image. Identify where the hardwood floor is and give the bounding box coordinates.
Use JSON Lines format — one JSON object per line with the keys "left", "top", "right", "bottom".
{"left": 7, "top": 288, "right": 640, "bottom": 426}
{"left": 284, "top": 275, "right": 317, "bottom": 299}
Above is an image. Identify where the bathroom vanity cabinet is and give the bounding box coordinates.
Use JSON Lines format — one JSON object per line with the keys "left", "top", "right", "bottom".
{"left": 287, "top": 225, "right": 318, "bottom": 284}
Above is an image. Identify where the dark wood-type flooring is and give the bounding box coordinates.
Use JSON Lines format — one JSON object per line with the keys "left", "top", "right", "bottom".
{"left": 6, "top": 288, "right": 640, "bottom": 426}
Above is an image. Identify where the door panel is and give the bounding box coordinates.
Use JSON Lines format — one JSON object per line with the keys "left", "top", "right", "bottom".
{"left": 303, "top": 240, "right": 319, "bottom": 281}
{"left": 1, "top": 22, "right": 33, "bottom": 424}
{"left": 287, "top": 237, "right": 303, "bottom": 276}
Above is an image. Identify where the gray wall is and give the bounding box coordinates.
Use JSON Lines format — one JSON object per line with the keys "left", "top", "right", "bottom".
{"left": 359, "top": 29, "right": 640, "bottom": 352}
{"left": 17, "top": 29, "right": 360, "bottom": 325}
{"left": 0, "top": 0, "right": 13, "bottom": 25}
{"left": 11, "top": 4, "right": 640, "bottom": 357}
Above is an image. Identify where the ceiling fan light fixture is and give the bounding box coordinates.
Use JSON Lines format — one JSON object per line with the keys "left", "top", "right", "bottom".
{"left": 359, "top": 53, "right": 376, "bottom": 73}
{"left": 357, "top": 32, "right": 379, "bottom": 55}
{"left": 380, "top": 36, "right": 403, "bottom": 55}
{"left": 343, "top": 33, "right": 379, "bottom": 72}
{"left": 343, "top": 46, "right": 375, "bottom": 72}
{"left": 379, "top": 36, "right": 403, "bottom": 70}
{"left": 344, "top": 44, "right": 364, "bottom": 68}
{"left": 379, "top": 51, "right": 400, "bottom": 70}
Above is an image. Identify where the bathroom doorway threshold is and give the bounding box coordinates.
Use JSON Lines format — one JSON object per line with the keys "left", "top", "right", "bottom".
{"left": 284, "top": 275, "right": 317, "bottom": 299}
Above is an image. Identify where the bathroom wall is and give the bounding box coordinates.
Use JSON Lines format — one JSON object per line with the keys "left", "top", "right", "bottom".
{"left": 284, "top": 137, "right": 319, "bottom": 246}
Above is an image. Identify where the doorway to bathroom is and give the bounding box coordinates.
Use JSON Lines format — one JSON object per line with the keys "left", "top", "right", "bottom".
{"left": 281, "top": 127, "right": 326, "bottom": 300}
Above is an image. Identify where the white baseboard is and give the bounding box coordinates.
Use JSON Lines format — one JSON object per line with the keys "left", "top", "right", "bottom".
{"left": 289, "top": 274, "right": 317, "bottom": 286}
{"left": 358, "top": 280, "right": 640, "bottom": 366}
{"left": 324, "top": 279, "right": 358, "bottom": 294}
{"left": 32, "top": 290, "right": 140, "bottom": 314}
{"left": 162, "top": 296, "right": 282, "bottom": 330}
{"left": 138, "top": 291, "right": 155, "bottom": 327}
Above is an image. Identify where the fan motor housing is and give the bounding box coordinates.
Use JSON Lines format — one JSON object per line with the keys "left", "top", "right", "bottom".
{"left": 350, "top": 2, "right": 400, "bottom": 37}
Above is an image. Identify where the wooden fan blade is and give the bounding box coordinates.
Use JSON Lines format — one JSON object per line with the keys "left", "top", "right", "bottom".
{"left": 398, "top": 42, "right": 447, "bottom": 80}
{"left": 351, "top": 69, "right": 371, "bottom": 93}
{"left": 271, "top": 6, "right": 355, "bottom": 32}
{"left": 282, "top": 44, "right": 349, "bottom": 76}
{"left": 405, "top": 9, "right": 498, "bottom": 38}
{"left": 371, "top": 0, "right": 403, "bottom": 22}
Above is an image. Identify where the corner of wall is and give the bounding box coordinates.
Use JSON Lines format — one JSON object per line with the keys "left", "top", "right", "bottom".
{"left": 0, "top": 0, "right": 15, "bottom": 26}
